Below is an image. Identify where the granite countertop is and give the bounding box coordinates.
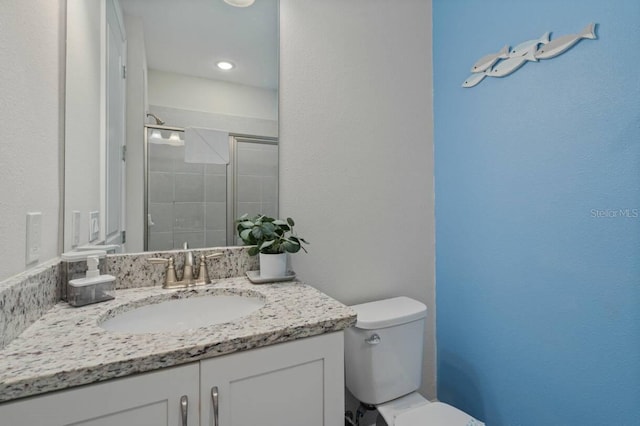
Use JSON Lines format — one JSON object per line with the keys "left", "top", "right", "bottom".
{"left": 0, "top": 277, "right": 356, "bottom": 402}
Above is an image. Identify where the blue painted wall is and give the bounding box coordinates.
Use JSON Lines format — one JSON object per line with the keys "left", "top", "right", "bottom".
{"left": 433, "top": 1, "right": 640, "bottom": 424}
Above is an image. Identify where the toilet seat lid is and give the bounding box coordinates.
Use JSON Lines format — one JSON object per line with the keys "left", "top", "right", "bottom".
{"left": 394, "top": 402, "right": 485, "bottom": 426}
{"left": 351, "top": 297, "right": 427, "bottom": 329}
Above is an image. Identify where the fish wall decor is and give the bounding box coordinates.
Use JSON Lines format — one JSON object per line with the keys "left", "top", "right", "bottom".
{"left": 490, "top": 47, "right": 537, "bottom": 77}
{"left": 509, "top": 32, "right": 550, "bottom": 57}
{"left": 535, "top": 23, "right": 597, "bottom": 59}
{"left": 462, "top": 69, "right": 492, "bottom": 88}
{"left": 462, "top": 23, "right": 597, "bottom": 88}
{"left": 471, "top": 45, "right": 510, "bottom": 73}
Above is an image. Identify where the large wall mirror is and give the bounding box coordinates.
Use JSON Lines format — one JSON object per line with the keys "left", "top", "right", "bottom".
{"left": 64, "top": 0, "right": 278, "bottom": 254}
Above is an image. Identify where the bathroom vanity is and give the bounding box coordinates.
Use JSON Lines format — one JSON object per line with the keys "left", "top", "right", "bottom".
{"left": 0, "top": 277, "right": 356, "bottom": 425}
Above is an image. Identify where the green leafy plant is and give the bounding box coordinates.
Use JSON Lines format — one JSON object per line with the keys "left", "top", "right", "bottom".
{"left": 236, "top": 214, "right": 309, "bottom": 256}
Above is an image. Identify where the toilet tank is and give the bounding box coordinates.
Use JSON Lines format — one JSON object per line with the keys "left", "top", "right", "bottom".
{"left": 345, "top": 297, "right": 427, "bottom": 405}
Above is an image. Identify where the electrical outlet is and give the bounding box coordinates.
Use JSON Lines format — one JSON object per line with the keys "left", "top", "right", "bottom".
{"left": 72, "top": 211, "right": 81, "bottom": 247}
{"left": 89, "top": 211, "right": 100, "bottom": 242}
{"left": 26, "top": 212, "right": 42, "bottom": 264}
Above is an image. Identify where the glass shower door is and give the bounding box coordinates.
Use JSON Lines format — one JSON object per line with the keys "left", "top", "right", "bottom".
{"left": 232, "top": 137, "right": 279, "bottom": 245}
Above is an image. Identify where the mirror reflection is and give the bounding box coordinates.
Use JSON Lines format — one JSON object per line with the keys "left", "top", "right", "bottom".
{"left": 64, "top": 0, "right": 278, "bottom": 254}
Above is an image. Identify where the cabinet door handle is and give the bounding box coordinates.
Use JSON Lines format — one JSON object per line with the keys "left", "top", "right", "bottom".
{"left": 211, "top": 386, "right": 219, "bottom": 426}
{"left": 180, "top": 395, "right": 188, "bottom": 426}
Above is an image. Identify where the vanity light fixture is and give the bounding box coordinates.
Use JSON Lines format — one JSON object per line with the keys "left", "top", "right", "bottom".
{"left": 216, "top": 61, "right": 235, "bottom": 71}
{"left": 223, "top": 0, "right": 255, "bottom": 7}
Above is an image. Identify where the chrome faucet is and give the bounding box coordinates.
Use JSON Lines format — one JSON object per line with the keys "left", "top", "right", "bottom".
{"left": 148, "top": 243, "right": 223, "bottom": 289}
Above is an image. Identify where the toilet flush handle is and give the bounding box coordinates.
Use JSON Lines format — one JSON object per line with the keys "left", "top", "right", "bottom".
{"left": 365, "top": 333, "right": 381, "bottom": 345}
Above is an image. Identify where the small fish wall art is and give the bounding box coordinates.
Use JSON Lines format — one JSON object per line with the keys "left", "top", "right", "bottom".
{"left": 471, "top": 45, "right": 510, "bottom": 73}
{"left": 490, "top": 46, "right": 537, "bottom": 77}
{"left": 509, "top": 32, "right": 550, "bottom": 57}
{"left": 462, "top": 23, "right": 597, "bottom": 88}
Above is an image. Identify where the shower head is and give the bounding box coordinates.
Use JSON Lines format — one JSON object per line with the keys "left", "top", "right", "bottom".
{"left": 146, "top": 113, "right": 165, "bottom": 125}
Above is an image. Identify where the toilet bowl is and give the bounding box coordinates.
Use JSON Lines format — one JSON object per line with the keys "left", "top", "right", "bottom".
{"left": 345, "top": 297, "right": 484, "bottom": 425}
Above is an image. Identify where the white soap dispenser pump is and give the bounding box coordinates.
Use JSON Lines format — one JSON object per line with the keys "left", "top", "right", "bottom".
{"left": 86, "top": 255, "right": 100, "bottom": 279}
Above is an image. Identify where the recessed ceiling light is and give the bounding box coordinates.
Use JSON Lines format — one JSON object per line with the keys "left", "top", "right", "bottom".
{"left": 223, "top": 0, "right": 255, "bottom": 7}
{"left": 216, "top": 61, "right": 235, "bottom": 71}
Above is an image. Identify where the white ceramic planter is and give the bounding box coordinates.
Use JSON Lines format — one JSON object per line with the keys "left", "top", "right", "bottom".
{"left": 259, "top": 253, "right": 288, "bottom": 278}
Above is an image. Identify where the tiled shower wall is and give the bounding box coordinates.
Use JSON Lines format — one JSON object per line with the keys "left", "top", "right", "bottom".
{"left": 148, "top": 143, "right": 227, "bottom": 250}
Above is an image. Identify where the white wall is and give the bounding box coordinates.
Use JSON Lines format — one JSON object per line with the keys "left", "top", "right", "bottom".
{"left": 148, "top": 70, "right": 277, "bottom": 121}
{"left": 63, "top": 0, "right": 103, "bottom": 252}
{"left": 279, "top": 0, "right": 436, "bottom": 403}
{"left": 0, "top": 0, "right": 64, "bottom": 281}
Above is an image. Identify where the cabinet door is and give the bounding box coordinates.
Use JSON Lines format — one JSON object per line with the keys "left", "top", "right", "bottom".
{"left": 200, "top": 332, "right": 344, "bottom": 426}
{"left": 0, "top": 363, "right": 199, "bottom": 426}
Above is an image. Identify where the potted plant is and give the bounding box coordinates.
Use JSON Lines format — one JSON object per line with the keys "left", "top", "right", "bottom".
{"left": 236, "top": 214, "right": 308, "bottom": 278}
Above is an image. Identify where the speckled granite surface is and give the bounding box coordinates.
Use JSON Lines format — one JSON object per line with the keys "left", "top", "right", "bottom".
{"left": 105, "top": 246, "right": 259, "bottom": 289}
{"left": 0, "top": 259, "right": 60, "bottom": 349}
{"left": 0, "top": 276, "right": 356, "bottom": 402}
{"left": 1, "top": 247, "right": 257, "bottom": 349}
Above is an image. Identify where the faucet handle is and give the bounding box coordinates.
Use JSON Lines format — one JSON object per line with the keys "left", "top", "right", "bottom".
{"left": 148, "top": 257, "right": 171, "bottom": 265}
{"left": 195, "top": 254, "right": 209, "bottom": 285}
{"left": 148, "top": 256, "right": 178, "bottom": 287}
{"left": 195, "top": 253, "right": 224, "bottom": 285}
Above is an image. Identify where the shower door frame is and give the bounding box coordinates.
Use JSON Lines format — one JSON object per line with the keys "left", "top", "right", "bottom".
{"left": 227, "top": 135, "right": 279, "bottom": 245}
{"left": 143, "top": 124, "right": 278, "bottom": 251}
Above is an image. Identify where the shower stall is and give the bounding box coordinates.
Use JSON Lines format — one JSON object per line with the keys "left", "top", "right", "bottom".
{"left": 144, "top": 124, "right": 278, "bottom": 251}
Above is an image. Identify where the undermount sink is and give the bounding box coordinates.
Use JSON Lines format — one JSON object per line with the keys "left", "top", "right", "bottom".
{"left": 100, "top": 293, "right": 265, "bottom": 334}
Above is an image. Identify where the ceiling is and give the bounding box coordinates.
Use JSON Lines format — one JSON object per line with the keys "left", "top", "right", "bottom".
{"left": 119, "top": 0, "right": 278, "bottom": 90}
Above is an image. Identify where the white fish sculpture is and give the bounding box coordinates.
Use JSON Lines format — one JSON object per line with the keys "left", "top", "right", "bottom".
{"left": 535, "top": 23, "right": 596, "bottom": 59}
{"left": 490, "top": 46, "right": 537, "bottom": 77}
{"left": 462, "top": 70, "right": 492, "bottom": 88}
{"left": 509, "top": 32, "right": 550, "bottom": 57}
{"left": 470, "top": 45, "right": 510, "bottom": 73}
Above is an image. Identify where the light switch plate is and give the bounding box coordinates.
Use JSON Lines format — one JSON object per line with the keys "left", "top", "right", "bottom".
{"left": 26, "top": 212, "right": 42, "bottom": 264}
{"left": 89, "top": 211, "right": 99, "bottom": 242}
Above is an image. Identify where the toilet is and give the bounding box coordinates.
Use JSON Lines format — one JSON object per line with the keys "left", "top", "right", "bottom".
{"left": 345, "top": 297, "right": 484, "bottom": 426}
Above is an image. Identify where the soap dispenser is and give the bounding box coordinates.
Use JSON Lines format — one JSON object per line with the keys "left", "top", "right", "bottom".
{"left": 68, "top": 255, "right": 116, "bottom": 307}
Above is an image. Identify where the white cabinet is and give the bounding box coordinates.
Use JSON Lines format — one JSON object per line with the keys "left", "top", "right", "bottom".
{"left": 0, "top": 363, "right": 199, "bottom": 426}
{"left": 0, "top": 332, "right": 345, "bottom": 426}
{"left": 200, "top": 332, "right": 344, "bottom": 426}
